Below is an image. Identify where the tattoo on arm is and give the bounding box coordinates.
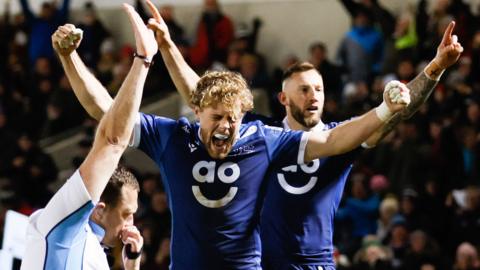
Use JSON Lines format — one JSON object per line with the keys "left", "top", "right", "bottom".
{"left": 375, "top": 72, "right": 438, "bottom": 142}
{"left": 428, "top": 67, "right": 441, "bottom": 78}
{"left": 402, "top": 71, "right": 438, "bottom": 119}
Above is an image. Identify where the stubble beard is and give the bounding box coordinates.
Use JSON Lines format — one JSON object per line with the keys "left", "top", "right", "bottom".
{"left": 290, "top": 102, "right": 321, "bottom": 129}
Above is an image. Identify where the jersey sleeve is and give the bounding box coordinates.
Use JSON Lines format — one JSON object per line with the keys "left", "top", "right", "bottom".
{"left": 33, "top": 170, "right": 94, "bottom": 246}
{"left": 132, "top": 112, "right": 177, "bottom": 161}
{"left": 262, "top": 125, "right": 308, "bottom": 165}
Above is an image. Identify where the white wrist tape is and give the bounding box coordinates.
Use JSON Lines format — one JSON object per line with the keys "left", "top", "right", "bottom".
{"left": 59, "top": 28, "right": 83, "bottom": 49}
{"left": 375, "top": 101, "right": 392, "bottom": 122}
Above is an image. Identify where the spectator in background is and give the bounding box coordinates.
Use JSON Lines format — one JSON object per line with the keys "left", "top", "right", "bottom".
{"left": 396, "top": 59, "right": 418, "bottom": 84}
{"left": 398, "top": 188, "right": 426, "bottom": 231}
{"left": 136, "top": 0, "right": 185, "bottom": 43}
{"left": 19, "top": 0, "right": 71, "bottom": 64}
{"left": 141, "top": 190, "right": 171, "bottom": 269}
{"left": 4, "top": 134, "right": 57, "bottom": 208}
{"left": 239, "top": 53, "right": 269, "bottom": 89}
{"left": 337, "top": 0, "right": 384, "bottom": 83}
{"left": 417, "top": 0, "right": 454, "bottom": 62}
{"left": 447, "top": 0, "right": 476, "bottom": 53}
{"left": 212, "top": 17, "right": 265, "bottom": 78}
{"left": 42, "top": 74, "right": 87, "bottom": 137}
{"left": 108, "top": 45, "right": 134, "bottom": 94}
{"left": 386, "top": 121, "right": 426, "bottom": 191}
{"left": 464, "top": 100, "right": 480, "bottom": 131}
{"left": 417, "top": 178, "right": 448, "bottom": 246}
{"left": 352, "top": 236, "right": 393, "bottom": 270}
{"left": 190, "top": 0, "right": 235, "bottom": 70}
{"left": 459, "top": 127, "right": 480, "bottom": 183}
{"left": 448, "top": 186, "right": 480, "bottom": 250}
{"left": 445, "top": 56, "right": 474, "bottom": 98}
{"left": 136, "top": 0, "right": 187, "bottom": 93}
{"left": 0, "top": 1, "right": 12, "bottom": 76}
{"left": 76, "top": 2, "right": 110, "bottom": 68}
{"left": 232, "top": 17, "right": 262, "bottom": 55}
{"left": 309, "top": 42, "right": 343, "bottom": 102}
{"left": 137, "top": 173, "right": 160, "bottom": 217}
{"left": 453, "top": 242, "right": 480, "bottom": 270}
{"left": 267, "top": 54, "right": 299, "bottom": 120}
{"left": 28, "top": 57, "right": 56, "bottom": 135}
{"left": 385, "top": 215, "right": 409, "bottom": 269}
{"left": 337, "top": 173, "right": 381, "bottom": 257}
{"left": 403, "top": 230, "right": 443, "bottom": 270}
{"left": 376, "top": 196, "right": 400, "bottom": 242}
{"left": 96, "top": 39, "right": 117, "bottom": 87}
{"left": 392, "top": 10, "right": 418, "bottom": 65}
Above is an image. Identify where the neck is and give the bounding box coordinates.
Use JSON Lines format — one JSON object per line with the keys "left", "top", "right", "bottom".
{"left": 284, "top": 115, "right": 308, "bottom": 131}
{"left": 89, "top": 215, "right": 108, "bottom": 245}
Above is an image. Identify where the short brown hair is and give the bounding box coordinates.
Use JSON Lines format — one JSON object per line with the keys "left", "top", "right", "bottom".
{"left": 191, "top": 71, "right": 253, "bottom": 113}
{"left": 100, "top": 166, "right": 139, "bottom": 208}
{"left": 282, "top": 62, "right": 318, "bottom": 82}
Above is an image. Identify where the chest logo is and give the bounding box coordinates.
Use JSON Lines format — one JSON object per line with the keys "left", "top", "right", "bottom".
{"left": 192, "top": 161, "right": 240, "bottom": 208}
{"left": 277, "top": 159, "right": 320, "bottom": 195}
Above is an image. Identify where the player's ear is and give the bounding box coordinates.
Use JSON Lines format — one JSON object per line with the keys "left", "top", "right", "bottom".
{"left": 194, "top": 106, "right": 201, "bottom": 119}
{"left": 278, "top": 92, "right": 287, "bottom": 106}
{"left": 93, "top": 202, "right": 106, "bottom": 219}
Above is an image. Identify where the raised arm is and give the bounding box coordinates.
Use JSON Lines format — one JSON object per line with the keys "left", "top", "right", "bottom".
{"left": 52, "top": 24, "right": 113, "bottom": 121}
{"left": 57, "top": 0, "right": 71, "bottom": 22}
{"left": 19, "top": 0, "right": 34, "bottom": 22}
{"left": 79, "top": 3, "right": 157, "bottom": 202}
{"left": 146, "top": 0, "right": 199, "bottom": 107}
{"left": 304, "top": 82, "right": 410, "bottom": 162}
{"left": 363, "top": 21, "right": 463, "bottom": 146}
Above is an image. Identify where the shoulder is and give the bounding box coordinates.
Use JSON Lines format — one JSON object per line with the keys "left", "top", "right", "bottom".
{"left": 140, "top": 113, "right": 192, "bottom": 133}
{"left": 242, "top": 112, "right": 282, "bottom": 127}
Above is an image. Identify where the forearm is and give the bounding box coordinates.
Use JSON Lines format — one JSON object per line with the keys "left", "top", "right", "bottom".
{"left": 80, "top": 59, "right": 148, "bottom": 200}
{"left": 102, "top": 58, "right": 149, "bottom": 146}
{"left": 19, "top": 0, "right": 34, "bottom": 20}
{"left": 58, "top": 51, "right": 113, "bottom": 120}
{"left": 60, "top": 0, "right": 71, "bottom": 17}
{"left": 364, "top": 68, "right": 439, "bottom": 146}
{"left": 306, "top": 109, "right": 383, "bottom": 161}
{"left": 159, "top": 39, "right": 200, "bottom": 107}
{"left": 403, "top": 63, "right": 440, "bottom": 118}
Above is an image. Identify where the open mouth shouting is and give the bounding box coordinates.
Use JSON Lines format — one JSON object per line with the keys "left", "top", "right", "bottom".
{"left": 208, "top": 132, "right": 234, "bottom": 159}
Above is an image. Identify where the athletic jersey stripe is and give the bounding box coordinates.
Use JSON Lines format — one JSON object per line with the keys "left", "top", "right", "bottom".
{"left": 43, "top": 201, "right": 93, "bottom": 270}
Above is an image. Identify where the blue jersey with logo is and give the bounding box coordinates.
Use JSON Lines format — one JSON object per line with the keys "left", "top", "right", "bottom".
{"left": 260, "top": 121, "right": 360, "bottom": 269}
{"left": 138, "top": 113, "right": 305, "bottom": 270}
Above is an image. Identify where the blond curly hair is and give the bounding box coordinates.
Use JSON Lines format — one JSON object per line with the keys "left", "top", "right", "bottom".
{"left": 191, "top": 71, "right": 254, "bottom": 114}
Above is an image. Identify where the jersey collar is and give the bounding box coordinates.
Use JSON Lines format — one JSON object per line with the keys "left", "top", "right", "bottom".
{"left": 89, "top": 219, "right": 106, "bottom": 243}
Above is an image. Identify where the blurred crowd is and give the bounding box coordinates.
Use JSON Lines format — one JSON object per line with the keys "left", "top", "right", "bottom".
{"left": 0, "top": 0, "right": 480, "bottom": 269}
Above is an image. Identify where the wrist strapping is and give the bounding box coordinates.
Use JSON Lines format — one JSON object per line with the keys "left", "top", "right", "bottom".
{"left": 133, "top": 52, "right": 154, "bottom": 68}
{"left": 424, "top": 60, "right": 445, "bottom": 81}
{"left": 375, "top": 102, "right": 392, "bottom": 122}
{"left": 125, "top": 244, "right": 143, "bottom": 260}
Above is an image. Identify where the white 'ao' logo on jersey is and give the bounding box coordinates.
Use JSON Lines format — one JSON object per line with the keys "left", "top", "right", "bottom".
{"left": 192, "top": 161, "right": 240, "bottom": 208}
{"left": 277, "top": 159, "right": 320, "bottom": 195}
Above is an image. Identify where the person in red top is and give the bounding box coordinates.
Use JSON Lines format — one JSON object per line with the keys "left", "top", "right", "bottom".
{"left": 190, "top": 0, "right": 235, "bottom": 70}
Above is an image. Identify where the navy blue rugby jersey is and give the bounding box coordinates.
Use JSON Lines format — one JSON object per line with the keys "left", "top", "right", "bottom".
{"left": 136, "top": 112, "right": 306, "bottom": 270}
{"left": 260, "top": 120, "right": 360, "bottom": 269}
